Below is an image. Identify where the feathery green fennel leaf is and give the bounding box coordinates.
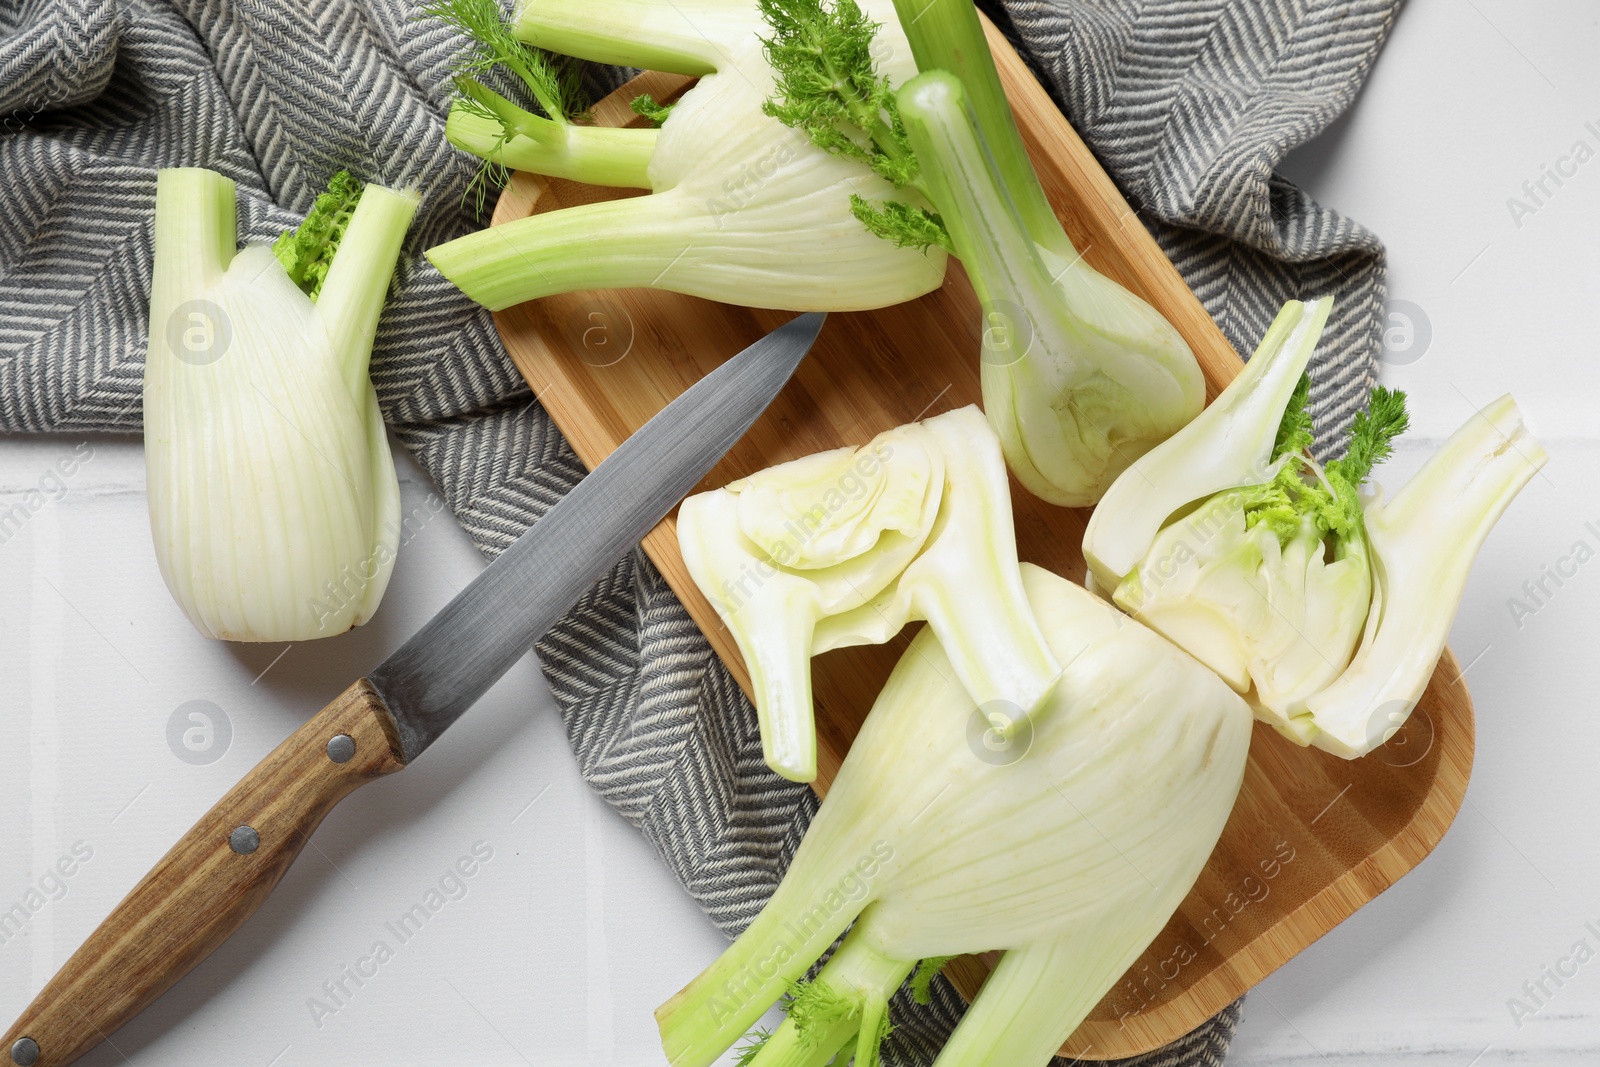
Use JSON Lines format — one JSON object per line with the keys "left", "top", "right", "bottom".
{"left": 273, "top": 170, "right": 363, "bottom": 301}
{"left": 758, "top": 0, "right": 915, "bottom": 185}
{"left": 422, "top": 0, "right": 579, "bottom": 122}
{"left": 1243, "top": 383, "right": 1411, "bottom": 544}
{"left": 759, "top": 0, "right": 948, "bottom": 252}
{"left": 630, "top": 94, "right": 675, "bottom": 127}
{"left": 786, "top": 979, "right": 860, "bottom": 1044}
{"left": 1271, "top": 372, "right": 1315, "bottom": 461}
{"left": 1330, "top": 385, "right": 1409, "bottom": 489}
{"left": 732, "top": 1027, "right": 774, "bottom": 1066}
{"left": 422, "top": 0, "right": 587, "bottom": 210}
{"left": 850, "top": 195, "right": 952, "bottom": 253}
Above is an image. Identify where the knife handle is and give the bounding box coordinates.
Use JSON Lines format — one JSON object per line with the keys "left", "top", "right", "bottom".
{"left": 1, "top": 679, "right": 405, "bottom": 1067}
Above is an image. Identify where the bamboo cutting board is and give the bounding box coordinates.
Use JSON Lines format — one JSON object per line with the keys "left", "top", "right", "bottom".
{"left": 488, "top": 19, "right": 1474, "bottom": 1060}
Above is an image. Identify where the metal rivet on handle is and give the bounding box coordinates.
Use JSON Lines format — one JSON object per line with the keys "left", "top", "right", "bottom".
{"left": 326, "top": 734, "right": 356, "bottom": 764}
{"left": 11, "top": 1037, "right": 39, "bottom": 1066}
{"left": 229, "top": 826, "right": 260, "bottom": 855}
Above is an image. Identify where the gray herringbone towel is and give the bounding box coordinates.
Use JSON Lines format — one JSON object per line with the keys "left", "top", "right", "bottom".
{"left": 0, "top": 0, "right": 1399, "bottom": 1062}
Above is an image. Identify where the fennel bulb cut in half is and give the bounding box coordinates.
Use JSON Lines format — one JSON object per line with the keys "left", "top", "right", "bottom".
{"left": 1084, "top": 297, "right": 1546, "bottom": 756}
{"left": 755, "top": 0, "right": 1206, "bottom": 505}
{"left": 656, "top": 565, "right": 1252, "bottom": 1067}
{"left": 144, "top": 168, "right": 416, "bottom": 642}
{"left": 423, "top": 0, "right": 947, "bottom": 312}
{"left": 896, "top": 69, "right": 1204, "bottom": 507}
{"left": 677, "top": 405, "right": 1060, "bottom": 783}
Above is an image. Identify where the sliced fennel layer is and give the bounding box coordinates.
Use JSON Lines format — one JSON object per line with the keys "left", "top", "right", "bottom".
{"left": 1302, "top": 395, "right": 1546, "bottom": 756}
{"left": 427, "top": 0, "right": 947, "bottom": 312}
{"left": 656, "top": 565, "right": 1252, "bottom": 1067}
{"left": 1098, "top": 300, "right": 1375, "bottom": 722}
{"left": 144, "top": 168, "right": 415, "bottom": 642}
{"left": 1082, "top": 297, "right": 1368, "bottom": 724}
{"left": 1119, "top": 506, "right": 1373, "bottom": 719}
{"left": 1083, "top": 298, "right": 1333, "bottom": 587}
{"left": 677, "top": 405, "right": 1060, "bottom": 783}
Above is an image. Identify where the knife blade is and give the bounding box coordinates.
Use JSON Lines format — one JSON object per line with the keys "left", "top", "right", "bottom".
{"left": 0, "top": 312, "right": 825, "bottom": 1067}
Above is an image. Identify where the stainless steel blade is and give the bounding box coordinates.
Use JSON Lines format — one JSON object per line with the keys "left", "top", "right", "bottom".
{"left": 368, "top": 312, "right": 824, "bottom": 762}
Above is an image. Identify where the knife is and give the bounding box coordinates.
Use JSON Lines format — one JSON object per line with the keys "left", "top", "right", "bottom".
{"left": 1, "top": 312, "right": 825, "bottom": 1067}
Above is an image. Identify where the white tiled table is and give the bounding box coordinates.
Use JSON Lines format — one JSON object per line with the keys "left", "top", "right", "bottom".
{"left": 1236, "top": 0, "right": 1600, "bottom": 1063}
{"left": 3, "top": 0, "right": 1596, "bottom": 1064}
{"left": 0, "top": 438, "right": 747, "bottom": 1066}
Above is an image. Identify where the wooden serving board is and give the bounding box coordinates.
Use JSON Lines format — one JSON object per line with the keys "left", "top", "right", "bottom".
{"left": 488, "top": 19, "right": 1474, "bottom": 1060}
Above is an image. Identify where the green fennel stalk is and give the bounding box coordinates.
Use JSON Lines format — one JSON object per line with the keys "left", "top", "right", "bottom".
{"left": 424, "top": 0, "right": 655, "bottom": 196}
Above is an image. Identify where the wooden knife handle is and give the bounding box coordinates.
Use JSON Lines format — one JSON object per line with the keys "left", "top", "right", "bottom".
{"left": 1, "top": 679, "right": 406, "bottom": 1067}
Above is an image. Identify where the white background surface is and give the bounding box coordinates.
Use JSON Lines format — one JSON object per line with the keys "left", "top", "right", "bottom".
{"left": 2, "top": 0, "right": 1598, "bottom": 1064}
{"left": 1239, "top": 0, "right": 1600, "bottom": 1064}
{"left": 0, "top": 440, "right": 745, "bottom": 1067}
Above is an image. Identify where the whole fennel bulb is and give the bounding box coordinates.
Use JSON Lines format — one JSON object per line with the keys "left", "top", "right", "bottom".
{"left": 657, "top": 565, "right": 1252, "bottom": 1067}
{"left": 144, "top": 168, "right": 416, "bottom": 642}
{"left": 424, "top": 0, "right": 947, "bottom": 312}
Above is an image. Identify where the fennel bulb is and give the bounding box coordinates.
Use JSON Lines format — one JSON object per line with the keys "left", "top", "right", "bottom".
{"left": 757, "top": 0, "right": 1206, "bottom": 505}
{"left": 144, "top": 168, "right": 416, "bottom": 642}
{"left": 423, "top": 0, "right": 947, "bottom": 312}
{"left": 677, "top": 405, "right": 1061, "bottom": 783}
{"left": 656, "top": 565, "right": 1253, "bottom": 1067}
{"left": 1083, "top": 298, "right": 1546, "bottom": 756}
